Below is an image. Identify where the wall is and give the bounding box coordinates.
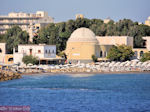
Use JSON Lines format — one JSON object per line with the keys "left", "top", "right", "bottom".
{"left": 66, "top": 42, "right": 99, "bottom": 61}
{"left": 18, "top": 45, "right": 44, "bottom": 59}
{"left": 96, "top": 36, "right": 133, "bottom": 47}
{"left": 143, "top": 37, "right": 150, "bottom": 51}
{"left": 14, "top": 44, "right": 56, "bottom": 64}
{"left": 0, "top": 43, "right": 6, "bottom": 63}
{"left": 13, "top": 53, "right": 24, "bottom": 64}
{"left": 132, "top": 48, "right": 148, "bottom": 59}
{"left": 44, "top": 45, "right": 56, "bottom": 58}
{"left": 4, "top": 54, "right": 13, "bottom": 64}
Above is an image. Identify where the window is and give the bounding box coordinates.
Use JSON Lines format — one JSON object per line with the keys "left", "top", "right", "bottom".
{"left": 104, "top": 51, "right": 107, "bottom": 57}
{"left": 45, "top": 50, "right": 47, "bottom": 53}
{"left": 38, "top": 50, "right": 41, "bottom": 53}
{"left": 52, "top": 50, "right": 55, "bottom": 53}
{"left": 8, "top": 58, "right": 13, "bottom": 61}
{"left": 100, "top": 51, "right": 103, "bottom": 57}
{"left": 0, "top": 48, "right": 2, "bottom": 53}
{"left": 29, "top": 49, "right": 32, "bottom": 55}
{"left": 140, "top": 51, "right": 144, "bottom": 57}
{"left": 49, "top": 50, "right": 51, "bottom": 54}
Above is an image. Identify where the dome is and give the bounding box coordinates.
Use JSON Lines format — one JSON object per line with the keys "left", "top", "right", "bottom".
{"left": 68, "top": 27, "right": 98, "bottom": 43}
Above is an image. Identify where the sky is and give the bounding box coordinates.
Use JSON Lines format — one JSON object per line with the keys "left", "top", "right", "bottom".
{"left": 0, "top": 0, "right": 150, "bottom": 23}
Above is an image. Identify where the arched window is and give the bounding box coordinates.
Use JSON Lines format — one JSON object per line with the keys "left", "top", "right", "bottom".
{"left": 49, "top": 50, "right": 51, "bottom": 54}
{"left": 104, "top": 51, "right": 107, "bottom": 57}
{"left": 0, "top": 48, "right": 2, "bottom": 53}
{"left": 100, "top": 51, "right": 103, "bottom": 57}
{"left": 8, "top": 58, "right": 13, "bottom": 61}
{"left": 140, "top": 51, "right": 144, "bottom": 57}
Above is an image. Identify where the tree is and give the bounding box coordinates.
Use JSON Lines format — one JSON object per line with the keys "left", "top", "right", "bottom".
{"left": 22, "top": 55, "right": 38, "bottom": 65}
{"left": 140, "top": 52, "right": 150, "bottom": 62}
{"left": 107, "top": 45, "right": 134, "bottom": 61}
{"left": 75, "top": 18, "right": 91, "bottom": 28}
{"left": 91, "top": 54, "right": 98, "bottom": 62}
{"left": 34, "top": 23, "right": 58, "bottom": 45}
{"left": 58, "top": 51, "right": 67, "bottom": 59}
{"left": 33, "top": 18, "right": 150, "bottom": 54}
{"left": 0, "top": 34, "right": 5, "bottom": 42}
{"left": 5, "top": 26, "right": 29, "bottom": 53}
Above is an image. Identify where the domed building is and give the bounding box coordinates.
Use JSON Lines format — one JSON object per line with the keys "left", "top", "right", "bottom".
{"left": 65, "top": 27, "right": 134, "bottom": 63}
{"left": 65, "top": 28, "right": 100, "bottom": 63}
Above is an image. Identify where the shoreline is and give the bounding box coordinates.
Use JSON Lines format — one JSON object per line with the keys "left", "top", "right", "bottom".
{"left": 22, "top": 71, "right": 150, "bottom": 75}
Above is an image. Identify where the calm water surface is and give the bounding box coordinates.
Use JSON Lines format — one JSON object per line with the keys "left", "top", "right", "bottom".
{"left": 0, "top": 73, "right": 150, "bottom": 112}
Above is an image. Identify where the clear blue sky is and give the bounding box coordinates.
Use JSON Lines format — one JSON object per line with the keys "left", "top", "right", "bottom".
{"left": 0, "top": 0, "right": 149, "bottom": 23}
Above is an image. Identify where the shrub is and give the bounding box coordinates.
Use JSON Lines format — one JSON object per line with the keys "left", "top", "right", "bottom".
{"left": 92, "top": 54, "right": 98, "bottom": 62}
{"left": 107, "top": 45, "right": 134, "bottom": 61}
{"left": 140, "top": 52, "right": 150, "bottom": 62}
{"left": 22, "top": 55, "right": 38, "bottom": 65}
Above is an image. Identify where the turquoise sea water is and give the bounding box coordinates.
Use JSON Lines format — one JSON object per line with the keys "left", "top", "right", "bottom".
{"left": 0, "top": 73, "right": 150, "bottom": 112}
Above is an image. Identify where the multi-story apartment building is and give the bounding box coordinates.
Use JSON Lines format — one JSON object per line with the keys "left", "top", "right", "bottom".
{"left": 0, "top": 11, "right": 54, "bottom": 42}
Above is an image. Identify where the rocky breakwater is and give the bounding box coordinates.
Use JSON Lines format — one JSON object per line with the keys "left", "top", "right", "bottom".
{"left": 0, "top": 70, "right": 21, "bottom": 82}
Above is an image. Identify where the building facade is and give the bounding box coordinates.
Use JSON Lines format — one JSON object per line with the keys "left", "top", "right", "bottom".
{"left": 65, "top": 27, "right": 149, "bottom": 63}
{"left": 132, "top": 36, "right": 150, "bottom": 59}
{"left": 0, "top": 11, "right": 54, "bottom": 42}
{"left": 13, "top": 44, "right": 57, "bottom": 64}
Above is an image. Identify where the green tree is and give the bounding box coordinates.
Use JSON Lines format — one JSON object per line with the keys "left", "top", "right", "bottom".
{"left": 22, "top": 55, "right": 38, "bottom": 65}
{"left": 75, "top": 18, "right": 91, "bottom": 28}
{"left": 107, "top": 45, "right": 134, "bottom": 61}
{"left": 33, "top": 18, "right": 150, "bottom": 54}
{"left": 5, "top": 26, "right": 29, "bottom": 53}
{"left": 140, "top": 52, "right": 150, "bottom": 62}
{"left": 35, "top": 23, "right": 58, "bottom": 45}
{"left": 0, "top": 34, "right": 5, "bottom": 42}
{"left": 58, "top": 51, "right": 67, "bottom": 59}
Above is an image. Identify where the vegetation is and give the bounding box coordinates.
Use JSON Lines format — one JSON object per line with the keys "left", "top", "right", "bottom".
{"left": 107, "top": 45, "right": 134, "bottom": 61}
{"left": 92, "top": 54, "right": 98, "bottom": 62}
{"left": 4, "top": 26, "right": 29, "bottom": 53}
{"left": 33, "top": 18, "right": 150, "bottom": 54}
{"left": 0, "top": 34, "right": 5, "bottom": 42}
{"left": 22, "top": 55, "right": 39, "bottom": 65}
{"left": 1, "top": 18, "right": 150, "bottom": 54}
{"left": 140, "top": 52, "right": 150, "bottom": 62}
{"left": 58, "top": 51, "right": 67, "bottom": 59}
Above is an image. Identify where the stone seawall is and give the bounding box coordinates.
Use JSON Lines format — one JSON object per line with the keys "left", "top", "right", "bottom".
{"left": 0, "top": 70, "right": 21, "bottom": 82}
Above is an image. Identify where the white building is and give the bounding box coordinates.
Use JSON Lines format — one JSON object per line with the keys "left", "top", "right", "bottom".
{"left": 13, "top": 44, "right": 57, "bottom": 65}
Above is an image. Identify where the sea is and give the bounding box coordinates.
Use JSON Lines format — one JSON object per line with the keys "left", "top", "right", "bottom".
{"left": 0, "top": 73, "right": 150, "bottom": 112}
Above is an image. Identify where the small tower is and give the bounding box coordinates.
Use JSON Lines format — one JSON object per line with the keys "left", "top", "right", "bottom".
{"left": 76, "top": 14, "right": 84, "bottom": 19}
